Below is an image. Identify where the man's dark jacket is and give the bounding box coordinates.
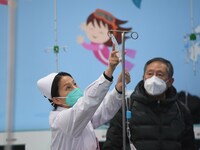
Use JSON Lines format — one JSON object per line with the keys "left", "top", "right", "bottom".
{"left": 102, "top": 80, "right": 196, "bottom": 150}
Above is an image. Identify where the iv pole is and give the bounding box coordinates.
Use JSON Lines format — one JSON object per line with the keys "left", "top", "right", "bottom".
{"left": 121, "top": 32, "right": 127, "bottom": 150}
{"left": 108, "top": 30, "right": 138, "bottom": 150}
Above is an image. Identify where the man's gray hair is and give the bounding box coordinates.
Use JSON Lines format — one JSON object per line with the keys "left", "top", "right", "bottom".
{"left": 144, "top": 57, "right": 174, "bottom": 77}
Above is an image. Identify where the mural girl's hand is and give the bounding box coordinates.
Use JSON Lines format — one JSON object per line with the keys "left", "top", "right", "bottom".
{"left": 105, "top": 44, "right": 120, "bottom": 78}
{"left": 77, "top": 35, "right": 84, "bottom": 44}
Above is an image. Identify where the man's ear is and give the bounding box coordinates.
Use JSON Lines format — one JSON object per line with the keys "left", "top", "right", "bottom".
{"left": 142, "top": 75, "right": 145, "bottom": 81}
{"left": 167, "top": 77, "right": 174, "bottom": 87}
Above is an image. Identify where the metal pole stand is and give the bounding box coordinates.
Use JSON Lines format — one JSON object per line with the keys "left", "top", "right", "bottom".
{"left": 108, "top": 30, "right": 138, "bottom": 150}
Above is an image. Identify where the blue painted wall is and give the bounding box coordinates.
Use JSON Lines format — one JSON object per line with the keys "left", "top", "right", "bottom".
{"left": 0, "top": 0, "right": 200, "bottom": 131}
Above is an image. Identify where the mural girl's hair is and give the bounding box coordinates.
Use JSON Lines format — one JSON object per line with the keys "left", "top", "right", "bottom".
{"left": 94, "top": 9, "right": 118, "bottom": 31}
{"left": 87, "top": 9, "right": 132, "bottom": 46}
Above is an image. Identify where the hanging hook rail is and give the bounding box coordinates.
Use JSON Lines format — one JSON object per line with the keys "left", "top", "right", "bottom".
{"left": 108, "top": 30, "right": 139, "bottom": 40}
{"left": 44, "top": 0, "right": 67, "bottom": 72}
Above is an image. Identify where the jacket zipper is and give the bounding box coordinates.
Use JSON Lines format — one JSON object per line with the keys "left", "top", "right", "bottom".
{"left": 157, "top": 100, "right": 162, "bottom": 150}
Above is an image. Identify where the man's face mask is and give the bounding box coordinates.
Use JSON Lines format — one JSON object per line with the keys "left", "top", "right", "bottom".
{"left": 144, "top": 76, "right": 167, "bottom": 96}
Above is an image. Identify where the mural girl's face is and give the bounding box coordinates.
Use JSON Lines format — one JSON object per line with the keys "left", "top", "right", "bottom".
{"left": 85, "top": 19, "right": 110, "bottom": 44}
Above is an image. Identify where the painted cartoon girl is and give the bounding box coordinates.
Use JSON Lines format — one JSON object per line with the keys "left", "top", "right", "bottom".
{"left": 77, "top": 9, "right": 136, "bottom": 71}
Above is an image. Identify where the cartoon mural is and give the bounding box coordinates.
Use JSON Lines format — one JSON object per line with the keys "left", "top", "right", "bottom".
{"left": 132, "top": 0, "right": 142, "bottom": 9}
{"left": 0, "top": 0, "right": 8, "bottom": 5}
{"left": 77, "top": 9, "right": 137, "bottom": 71}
